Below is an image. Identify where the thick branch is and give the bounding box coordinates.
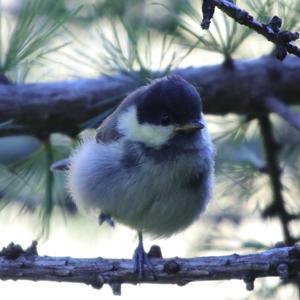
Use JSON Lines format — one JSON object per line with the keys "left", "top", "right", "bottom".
{"left": 0, "top": 74, "right": 139, "bottom": 137}
{"left": 1, "top": 242, "right": 300, "bottom": 295}
{"left": 1, "top": 56, "right": 300, "bottom": 136}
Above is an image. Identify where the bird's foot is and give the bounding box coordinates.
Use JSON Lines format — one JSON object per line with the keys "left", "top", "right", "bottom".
{"left": 98, "top": 213, "right": 114, "bottom": 227}
{"left": 147, "top": 245, "right": 162, "bottom": 259}
{"left": 133, "top": 242, "right": 154, "bottom": 279}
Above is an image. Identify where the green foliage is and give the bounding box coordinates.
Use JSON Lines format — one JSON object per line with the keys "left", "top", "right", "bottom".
{"left": 93, "top": 0, "right": 184, "bottom": 33}
{"left": 245, "top": 0, "right": 275, "bottom": 23}
{"left": 276, "top": 0, "right": 300, "bottom": 31}
{"left": 68, "top": 16, "right": 195, "bottom": 82}
{"left": 0, "top": 0, "right": 79, "bottom": 80}
{"left": 0, "top": 0, "right": 81, "bottom": 237}
{"left": 0, "top": 134, "right": 73, "bottom": 238}
{"left": 211, "top": 116, "right": 266, "bottom": 205}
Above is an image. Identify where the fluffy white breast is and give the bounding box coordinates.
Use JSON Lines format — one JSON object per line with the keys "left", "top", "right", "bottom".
{"left": 117, "top": 106, "right": 175, "bottom": 148}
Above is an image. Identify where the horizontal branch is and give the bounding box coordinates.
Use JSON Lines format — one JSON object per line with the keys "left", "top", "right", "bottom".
{"left": 1, "top": 242, "right": 300, "bottom": 295}
{"left": 1, "top": 56, "right": 300, "bottom": 136}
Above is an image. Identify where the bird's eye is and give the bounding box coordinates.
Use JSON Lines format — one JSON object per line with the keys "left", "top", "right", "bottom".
{"left": 160, "top": 113, "right": 171, "bottom": 126}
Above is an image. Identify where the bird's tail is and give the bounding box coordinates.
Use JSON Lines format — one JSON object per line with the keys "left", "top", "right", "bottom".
{"left": 50, "top": 158, "right": 70, "bottom": 172}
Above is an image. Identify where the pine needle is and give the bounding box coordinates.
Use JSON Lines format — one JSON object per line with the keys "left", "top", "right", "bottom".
{"left": 0, "top": 0, "right": 80, "bottom": 75}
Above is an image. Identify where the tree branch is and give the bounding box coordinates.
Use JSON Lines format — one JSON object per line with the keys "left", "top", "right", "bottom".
{"left": 258, "top": 114, "right": 296, "bottom": 245}
{"left": 209, "top": 0, "right": 300, "bottom": 60}
{"left": 263, "top": 97, "right": 300, "bottom": 131}
{"left": 1, "top": 241, "right": 300, "bottom": 295}
{"left": 1, "top": 56, "right": 300, "bottom": 136}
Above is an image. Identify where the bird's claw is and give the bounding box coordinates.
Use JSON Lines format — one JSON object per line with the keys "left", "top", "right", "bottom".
{"left": 133, "top": 243, "right": 154, "bottom": 279}
{"left": 98, "top": 213, "right": 115, "bottom": 227}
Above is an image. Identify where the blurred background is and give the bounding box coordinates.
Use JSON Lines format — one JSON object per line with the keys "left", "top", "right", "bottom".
{"left": 0, "top": 0, "right": 300, "bottom": 299}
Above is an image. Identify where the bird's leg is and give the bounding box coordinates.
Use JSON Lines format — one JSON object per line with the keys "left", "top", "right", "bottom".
{"left": 98, "top": 212, "right": 114, "bottom": 227}
{"left": 133, "top": 231, "right": 154, "bottom": 279}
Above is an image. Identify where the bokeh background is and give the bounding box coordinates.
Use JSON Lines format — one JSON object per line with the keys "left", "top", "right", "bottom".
{"left": 0, "top": 0, "right": 300, "bottom": 299}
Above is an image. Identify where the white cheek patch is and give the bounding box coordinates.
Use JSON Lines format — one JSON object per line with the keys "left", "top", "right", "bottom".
{"left": 117, "top": 106, "right": 175, "bottom": 147}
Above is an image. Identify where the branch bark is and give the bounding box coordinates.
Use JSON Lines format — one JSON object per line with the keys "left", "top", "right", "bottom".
{"left": 1, "top": 56, "right": 300, "bottom": 136}
{"left": 211, "top": 0, "right": 300, "bottom": 60}
{"left": 263, "top": 97, "right": 300, "bottom": 131}
{"left": 258, "top": 114, "right": 296, "bottom": 245}
{"left": 1, "top": 242, "right": 300, "bottom": 295}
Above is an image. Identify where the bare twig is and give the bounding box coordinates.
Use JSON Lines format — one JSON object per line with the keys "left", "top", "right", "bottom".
{"left": 201, "top": 0, "right": 215, "bottom": 29}
{"left": 258, "top": 114, "right": 296, "bottom": 245}
{"left": 1, "top": 241, "right": 300, "bottom": 295}
{"left": 263, "top": 97, "right": 300, "bottom": 131}
{"left": 205, "top": 0, "right": 300, "bottom": 60}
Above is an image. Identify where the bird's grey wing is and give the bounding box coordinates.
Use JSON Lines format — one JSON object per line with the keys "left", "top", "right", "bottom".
{"left": 52, "top": 86, "right": 147, "bottom": 170}
{"left": 51, "top": 111, "right": 121, "bottom": 172}
{"left": 50, "top": 158, "right": 71, "bottom": 172}
{"left": 96, "top": 85, "right": 147, "bottom": 144}
{"left": 95, "top": 113, "right": 122, "bottom": 143}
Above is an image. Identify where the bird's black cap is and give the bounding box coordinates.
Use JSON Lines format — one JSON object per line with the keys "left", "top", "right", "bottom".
{"left": 136, "top": 75, "right": 202, "bottom": 126}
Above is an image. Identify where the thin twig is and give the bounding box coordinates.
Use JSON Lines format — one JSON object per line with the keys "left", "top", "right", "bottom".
{"left": 258, "top": 114, "right": 296, "bottom": 245}
{"left": 206, "top": 0, "right": 300, "bottom": 60}
{"left": 263, "top": 97, "right": 300, "bottom": 131}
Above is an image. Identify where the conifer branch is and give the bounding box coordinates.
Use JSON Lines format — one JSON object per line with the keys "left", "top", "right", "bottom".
{"left": 1, "top": 56, "right": 300, "bottom": 136}
{"left": 258, "top": 114, "right": 296, "bottom": 245}
{"left": 202, "top": 0, "right": 300, "bottom": 60}
{"left": 263, "top": 97, "right": 300, "bottom": 132}
{"left": 1, "top": 241, "right": 300, "bottom": 295}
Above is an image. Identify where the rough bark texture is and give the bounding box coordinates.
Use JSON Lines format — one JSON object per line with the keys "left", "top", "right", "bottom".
{"left": 1, "top": 242, "right": 300, "bottom": 295}
{"left": 211, "top": 0, "right": 300, "bottom": 59}
{"left": 1, "top": 56, "right": 300, "bottom": 136}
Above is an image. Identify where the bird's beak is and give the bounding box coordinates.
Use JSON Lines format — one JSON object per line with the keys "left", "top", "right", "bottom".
{"left": 175, "top": 120, "right": 205, "bottom": 133}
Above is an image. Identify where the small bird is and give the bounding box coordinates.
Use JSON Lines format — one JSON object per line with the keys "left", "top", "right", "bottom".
{"left": 52, "top": 75, "right": 214, "bottom": 276}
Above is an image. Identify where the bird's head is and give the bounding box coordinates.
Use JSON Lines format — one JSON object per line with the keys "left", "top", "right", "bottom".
{"left": 117, "top": 75, "right": 205, "bottom": 148}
